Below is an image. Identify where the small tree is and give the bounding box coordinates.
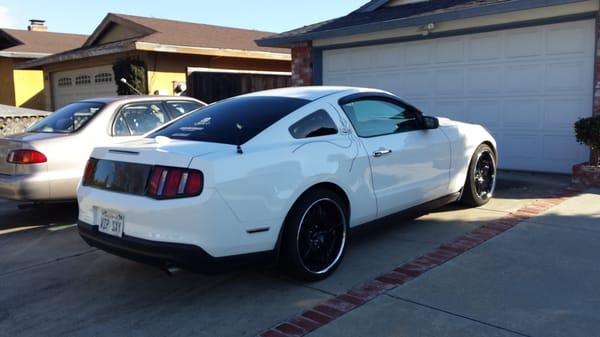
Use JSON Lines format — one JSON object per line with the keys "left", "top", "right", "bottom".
{"left": 574, "top": 116, "right": 600, "bottom": 166}
{"left": 112, "top": 58, "right": 148, "bottom": 95}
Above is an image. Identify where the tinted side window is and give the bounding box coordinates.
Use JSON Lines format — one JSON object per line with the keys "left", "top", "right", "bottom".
{"left": 166, "top": 101, "right": 203, "bottom": 117}
{"left": 113, "top": 103, "right": 168, "bottom": 136}
{"left": 341, "top": 99, "right": 420, "bottom": 137}
{"left": 289, "top": 110, "right": 338, "bottom": 139}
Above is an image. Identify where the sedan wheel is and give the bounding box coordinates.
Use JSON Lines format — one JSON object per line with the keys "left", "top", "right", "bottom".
{"left": 461, "top": 144, "right": 497, "bottom": 207}
{"left": 282, "top": 189, "right": 348, "bottom": 281}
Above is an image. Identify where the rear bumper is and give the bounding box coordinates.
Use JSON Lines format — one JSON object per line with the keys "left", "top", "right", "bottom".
{"left": 0, "top": 173, "right": 49, "bottom": 201}
{"left": 78, "top": 221, "right": 275, "bottom": 274}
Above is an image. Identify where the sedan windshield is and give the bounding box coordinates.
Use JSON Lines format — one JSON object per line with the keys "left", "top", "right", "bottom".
{"left": 28, "top": 102, "right": 105, "bottom": 133}
{"left": 149, "top": 96, "right": 310, "bottom": 145}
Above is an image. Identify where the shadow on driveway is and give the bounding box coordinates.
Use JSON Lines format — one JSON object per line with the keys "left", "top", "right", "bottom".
{"left": 0, "top": 201, "right": 78, "bottom": 232}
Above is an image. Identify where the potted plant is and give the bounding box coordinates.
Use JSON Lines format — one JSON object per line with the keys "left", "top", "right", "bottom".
{"left": 573, "top": 115, "right": 600, "bottom": 186}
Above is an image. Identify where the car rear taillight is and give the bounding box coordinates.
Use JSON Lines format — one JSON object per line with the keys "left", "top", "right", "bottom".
{"left": 146, "top": 166, "right": 203, "bottom": 199}
{"left": 82, "top": 158, "right": 98, "bottom": 186}
{"left": 7, "top": 149, "right": 47, "bottom": 164}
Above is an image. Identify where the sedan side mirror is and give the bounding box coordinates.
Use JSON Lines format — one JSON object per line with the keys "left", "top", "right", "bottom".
{"left": 422, "top": 116, "right": 439, "bottom": 130}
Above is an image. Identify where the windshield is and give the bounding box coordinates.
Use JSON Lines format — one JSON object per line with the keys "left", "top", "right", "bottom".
{"left": 149, "top": 96, "right": 310, "bottom": 145}
{"left": 28, "top": 102, "right": 105, "bottom": 133}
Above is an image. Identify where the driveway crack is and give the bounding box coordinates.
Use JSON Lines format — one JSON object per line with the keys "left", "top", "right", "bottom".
{"left": 0, "top": 249, "right": 97, "bottom": 278}
{"left": 384, "top": 293, "right": 535, "bottom": 337}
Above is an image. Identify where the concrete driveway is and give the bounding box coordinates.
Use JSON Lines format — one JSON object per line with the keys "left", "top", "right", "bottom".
{"left": 0, "top": 171, "right": 597, "bottom": 337}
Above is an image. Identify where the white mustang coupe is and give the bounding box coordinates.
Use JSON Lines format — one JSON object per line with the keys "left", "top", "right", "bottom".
{"left": 77, "top": 86, "right": 497, "bottom": 281}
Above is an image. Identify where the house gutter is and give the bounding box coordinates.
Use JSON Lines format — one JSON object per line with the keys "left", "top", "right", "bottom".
{"left": 134, "top": 42, "right": 291, "bottom": 61}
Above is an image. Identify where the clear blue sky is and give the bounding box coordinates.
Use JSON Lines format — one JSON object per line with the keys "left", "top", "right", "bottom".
{"left": 0, "top": 0, "right": 368, "bottom": 34}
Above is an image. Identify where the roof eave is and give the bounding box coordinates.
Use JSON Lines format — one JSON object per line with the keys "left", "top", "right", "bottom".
{"left": 134, "top": 42, "right": 290, "bottom": 61}
{"left": 258, "top": 0, "right": 591, "bottom": 47}
{"left": 83, "top": 13, "right": 156, "bottom": 47}
{"left": 16, "top": 41, "right": 137, "bottom": 69}
{"left": 0, "top": 51, "right": 50, "bottom": 59}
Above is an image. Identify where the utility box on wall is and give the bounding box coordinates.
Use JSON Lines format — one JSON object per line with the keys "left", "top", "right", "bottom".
{"left": 186, "top": 68, "right": 291, "bottom": 104}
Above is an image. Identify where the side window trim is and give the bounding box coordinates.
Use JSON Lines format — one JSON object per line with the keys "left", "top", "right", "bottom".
{"left": 289, "top": 108, "right": 339, "bottom": 139}
{"left": 339, "top": 96, "right": 424, "bottom": 138}
{"left": 165, "top": 100, "right": 201, "bottom": 119}
{"left": 111, "top": 101, "right": 166, "bottom": 137}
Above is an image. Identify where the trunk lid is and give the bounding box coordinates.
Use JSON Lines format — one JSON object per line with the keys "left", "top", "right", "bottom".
{"left": 86, "top": 137, "right": 232, "bottom": 195}
{"left": 0, "top": 132, "right": 65, "bottom": 175}
{"left": 93, "top": 137, "right": 233, "bottom": 167}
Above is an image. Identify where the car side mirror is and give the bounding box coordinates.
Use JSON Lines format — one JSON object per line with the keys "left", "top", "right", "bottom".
{"left": 422, "top": 116, "right": 439, "bottom": 130}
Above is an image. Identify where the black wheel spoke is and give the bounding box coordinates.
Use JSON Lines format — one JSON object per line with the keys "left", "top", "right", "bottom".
{"left": 297, "top": 199, "right": 346, "bottom": 274}
{"left": 473, "top": 151, "right": 496, "bottom": 199}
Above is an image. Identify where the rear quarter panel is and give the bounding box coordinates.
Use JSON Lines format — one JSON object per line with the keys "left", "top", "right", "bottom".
{"left": 190, "top": 99, "right": 377, "bottom": 246}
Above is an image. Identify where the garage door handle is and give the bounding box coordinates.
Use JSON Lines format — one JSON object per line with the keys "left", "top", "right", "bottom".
{"left": 373, "top": 149, "right": 392, "bottom": 157}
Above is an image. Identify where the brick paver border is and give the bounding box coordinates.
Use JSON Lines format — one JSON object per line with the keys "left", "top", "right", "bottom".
{"left": 258, "top": 187, "right": 581, "bottom": 337}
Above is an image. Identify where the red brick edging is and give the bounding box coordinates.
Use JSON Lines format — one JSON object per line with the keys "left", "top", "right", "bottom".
{"left": 258, "top": 188, "right": 580, "bottom": 337}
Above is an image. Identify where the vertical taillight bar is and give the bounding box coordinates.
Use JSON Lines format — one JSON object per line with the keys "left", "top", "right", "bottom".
{"left": 146, "top": 166, "right": 203, "bottom": 199}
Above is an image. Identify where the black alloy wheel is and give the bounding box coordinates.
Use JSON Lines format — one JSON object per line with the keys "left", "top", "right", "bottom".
{"left": 282, "top": 189, "right": 348, "bottom": 281}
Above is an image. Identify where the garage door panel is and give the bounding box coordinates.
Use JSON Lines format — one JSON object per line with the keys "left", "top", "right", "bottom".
{"left": 543, "top": 99, "right": 588, "bottom": 130}
{"left": 433, "top": 101, "right": 466, "bottom": 121}
{"left": 399, "top": 70, "right": 432, "bottom": 97}
{"left": 505, "top": 64, "right": 542, "bottom": 94}
{"left": 545, "top": 62, "right": 587, "bottom": 92}
{"left": 434, "top": 69, "right": 465, "bottom": 96}
{"left": 349, "top": 47, "right": 375, "bottom": 70}
{"left": 467, "top": 100, "right": 502, "bottom": 127}
{"left": 405, "top": 42, "right": 433, "bottom": 65}
{"left": 323, "top": 20, "right": 594, "bottom": 173}
{"left": 501, "top": 133, "right": 541, "bottom": 161}
{"left": 435, "top": 38, "right": 465, "bottom": 64}
{"left": 467, "top": 66, "right": 503, "bottom": 95}
{"left": 376, "top": 45, "right": 404, "bottom": 68}
{"left": 52, "top": 65, "right": 116, "bottom": 109}
{"left": 546, "top": 24, "right": 590, "bottom": 55}
{"left": 503, "top": 99, "right": 542, "bottom": 129}
{"left": 468, "top": 32, "right": 502, "bottom": 61}
{"left": 542, "top": 134, "right": 584, "bottom": 161}
{"left": 505, "top": 28, "right": 542, "bottom": 58}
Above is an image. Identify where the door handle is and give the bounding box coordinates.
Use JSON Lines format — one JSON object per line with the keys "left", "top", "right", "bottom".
{"left": 373, "top": 149, "right": 392, "bottom": 157}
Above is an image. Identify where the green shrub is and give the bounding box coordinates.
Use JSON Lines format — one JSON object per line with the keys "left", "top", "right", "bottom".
{"left": 112, "top": 58, "right": 148, "bottom": 95}
{"left": 574, "top": 115, "right": 600, "bottom": 165}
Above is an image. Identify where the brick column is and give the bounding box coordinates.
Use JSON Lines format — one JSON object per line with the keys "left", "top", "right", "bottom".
{"left": 594, "top": 15, "right": 600, "bottom": 117}
{"left": 291, "top": 42, "right": 313, "bottom": 86}
{"left": 592, "top": 14, "right": 600, "bottom": 165}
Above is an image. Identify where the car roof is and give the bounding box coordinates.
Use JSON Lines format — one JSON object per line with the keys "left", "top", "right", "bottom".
{"left": 78, "top": 95, "right": 202, "bottom": 104}
{"left": 242, "top": 86, "right": 386, "bottom": 101}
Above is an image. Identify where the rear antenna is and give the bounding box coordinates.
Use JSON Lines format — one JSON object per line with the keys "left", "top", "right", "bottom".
{"left": 235, "top": 122, "right": 243, "bottom": 154}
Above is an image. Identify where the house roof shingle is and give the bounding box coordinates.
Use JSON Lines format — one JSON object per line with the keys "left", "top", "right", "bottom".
{"left": 110, "top": 13, "right": 288, "bottom": 54}
{"left": 257, "top": 0, "right": 534, "bottom": 47}
{"left": 0, "top": 28, "right": 87, "bottom": 54}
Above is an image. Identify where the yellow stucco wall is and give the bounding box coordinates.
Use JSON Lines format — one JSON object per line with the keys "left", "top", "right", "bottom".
{"left": 0, "top": 58, "right": 16, "bottom": 106}
{"left": 13, "top": 69, "right": 45, "bottom": 109}
{"left": 144, "top": 52, "right": 290, "bottom": 96}
{"left": 0, "top": 57, "right": 45, "bottom": 109}
{"left": 145, "top": 52, "right": 210, "bottom": 96}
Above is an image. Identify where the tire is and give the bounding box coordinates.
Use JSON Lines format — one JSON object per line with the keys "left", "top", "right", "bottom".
{"left": 460, "top": 144, "right": 497, "bottom": 207}
{"left": 281, "top": 188, "right": 349, "bottom": 282}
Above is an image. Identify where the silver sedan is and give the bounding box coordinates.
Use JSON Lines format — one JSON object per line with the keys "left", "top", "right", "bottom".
{"left": 0, "top": 96, "right": 205, "bottom": 201}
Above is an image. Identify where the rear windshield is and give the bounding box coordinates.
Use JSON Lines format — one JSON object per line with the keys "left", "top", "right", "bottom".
{"left": 28, "top": 102, "right": 105, "bottom": 133}
{"left": 149, "top": 96, "right": 310, "bottom": 145}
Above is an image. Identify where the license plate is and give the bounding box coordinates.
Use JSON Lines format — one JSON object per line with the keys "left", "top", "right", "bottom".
{"left": 97, "top": 208, "right": 124, "bottom": 238}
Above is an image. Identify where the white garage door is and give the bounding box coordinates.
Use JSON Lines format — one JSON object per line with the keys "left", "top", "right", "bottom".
{"left": 52, "top": 65, "right": 117, "bottom": 109}
{"left": 323, "top": 20, "right": 595, "bottom": 173}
